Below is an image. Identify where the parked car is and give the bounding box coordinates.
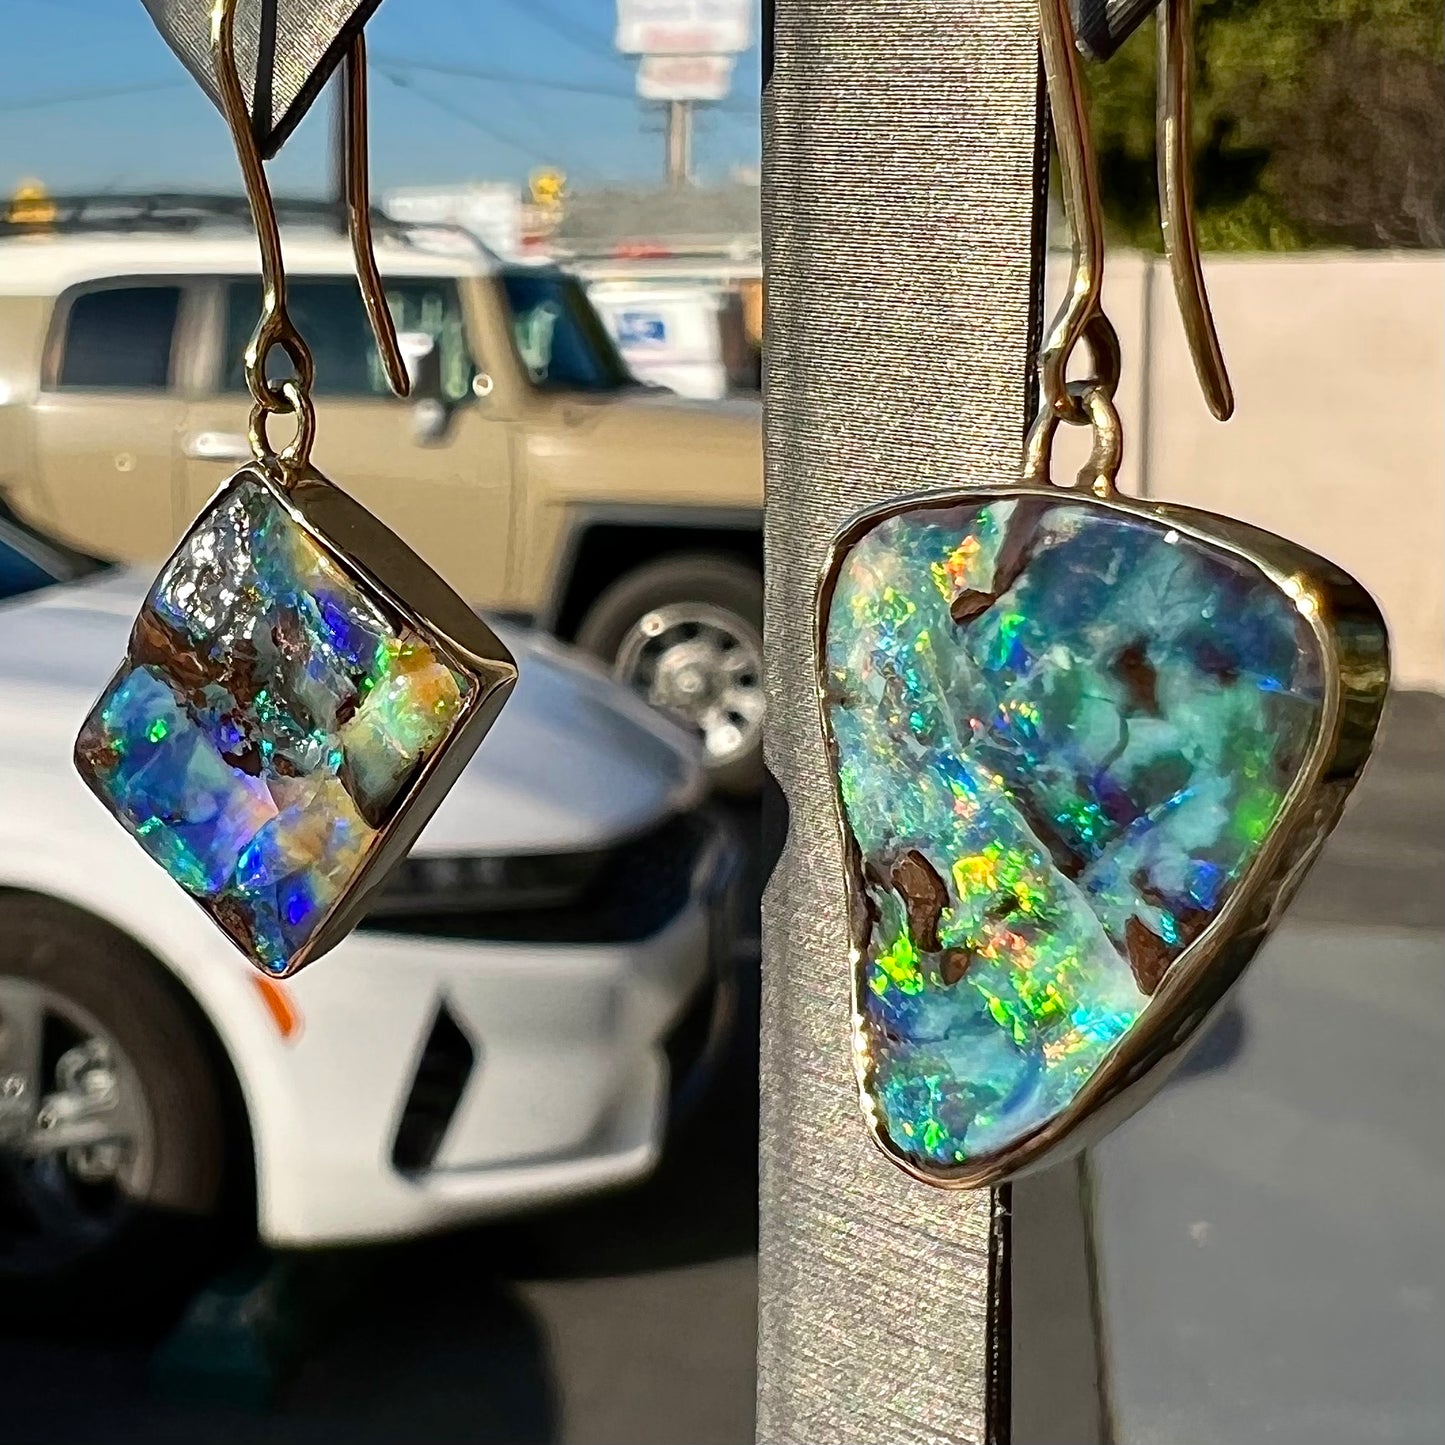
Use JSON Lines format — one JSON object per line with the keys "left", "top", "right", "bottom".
{"left": 0, "top": 196, "right": 764, "bottom": 790}
{"left": 0, "top": 505, "right": 738, "bottom": 1307}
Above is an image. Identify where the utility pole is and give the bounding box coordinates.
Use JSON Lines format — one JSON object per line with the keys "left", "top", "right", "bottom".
{"left": 665, "top": 98, "right": 693, "bottom": 187}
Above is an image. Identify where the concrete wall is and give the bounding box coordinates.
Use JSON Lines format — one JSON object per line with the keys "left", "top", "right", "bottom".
{"left": 1047, "top": 252, "right": 1444, "bottom": 690}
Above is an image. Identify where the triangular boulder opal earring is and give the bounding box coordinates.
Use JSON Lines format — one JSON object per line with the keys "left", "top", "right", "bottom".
{"left": 815, "top": 0, "right": 1389, "bottom": 1187}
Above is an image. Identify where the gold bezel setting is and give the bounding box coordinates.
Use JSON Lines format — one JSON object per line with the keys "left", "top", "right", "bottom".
{"left": 816, "top": 484, "right": 1389, "bottom": 1188}
{"left": 76, "top": 2, "right": 516, "bottom": 979}
{"left": 76, "top": 461, "right": 517, "bottom": 977}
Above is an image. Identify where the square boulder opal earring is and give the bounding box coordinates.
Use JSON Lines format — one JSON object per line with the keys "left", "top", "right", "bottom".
{"left": 815, "top": 0, "right": 1389, "bottom": 1186}
{"left": 73, "top": 1, "right": 516, "bottom": 977}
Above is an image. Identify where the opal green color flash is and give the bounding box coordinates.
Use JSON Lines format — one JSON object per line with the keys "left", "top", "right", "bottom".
{"left": 821, "top": 494, "right": 1330, "bottom": 1177}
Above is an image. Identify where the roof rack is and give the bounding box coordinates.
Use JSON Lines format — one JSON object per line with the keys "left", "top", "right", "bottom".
{"left": 0, "top": 192, "right": 491, "bottom": 260}
{"left": 1, "top": 191, "right": 338, "bottom": 234}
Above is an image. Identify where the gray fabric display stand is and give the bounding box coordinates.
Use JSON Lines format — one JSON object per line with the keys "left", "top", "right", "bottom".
{"left": 758, "top": 3, "right": 1047, "bottom": 1441}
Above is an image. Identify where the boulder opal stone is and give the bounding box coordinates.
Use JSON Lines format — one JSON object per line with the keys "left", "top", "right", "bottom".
{"left": 76, "top": 475, "right": 473, "bottom": 972}
{"left": 820, "top": 494, "right": 1327, "bottom": 1177}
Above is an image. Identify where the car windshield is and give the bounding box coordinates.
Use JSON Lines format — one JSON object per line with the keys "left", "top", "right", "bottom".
{"left": 500, "top": 269, "right": 635, "bottom": 393}
{"left": 0, "top": 509, "right": 109, "bottom": 604}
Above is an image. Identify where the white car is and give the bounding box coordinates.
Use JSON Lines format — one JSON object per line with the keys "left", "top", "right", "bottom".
{"left": 0, "top": 510, "right": 737, "bottom": 1300}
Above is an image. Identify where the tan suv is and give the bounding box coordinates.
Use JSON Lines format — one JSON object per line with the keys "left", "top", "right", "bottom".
{"left": 0, "top": 200, "right": 764, "bottom": 787}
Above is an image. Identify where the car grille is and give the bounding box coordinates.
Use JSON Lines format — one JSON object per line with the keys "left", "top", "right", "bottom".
{"left": 391, "top": 1003, "right": 477, "bottom": 1175}
{"left": 360, "top": 811, "right": 717, "bottom": 946}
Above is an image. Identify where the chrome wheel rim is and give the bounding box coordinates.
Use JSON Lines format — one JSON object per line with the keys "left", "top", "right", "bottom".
{"left": 613, "top": 602, "right": 765, "bottom": 768}
{"left": 0, "top": 977, "right": 154, "bottom": 1272}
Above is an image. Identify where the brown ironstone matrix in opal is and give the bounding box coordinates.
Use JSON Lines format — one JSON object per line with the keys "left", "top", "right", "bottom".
{"left": 75, "top": 473, "right": 471, "bottom": 973}
{"left": 820, "top": 495, "right": 1329, "bottom": 1175}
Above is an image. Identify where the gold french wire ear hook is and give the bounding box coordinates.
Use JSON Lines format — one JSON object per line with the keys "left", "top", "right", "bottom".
{"left": 1023, "top": 0, "right": 1122, "bottom": 491}
{"left": 1033, "top": 0, "right": 1118, "bottom": 429}
{"left": 342, "top": 35, "right": 411, "bottom": 399}
{"left": 209, "top": 0, "right": 407, "bottom": 480}
{"left": 1025, "top": 0, "right": 1233, "bottom": 491}
{"left": 211, "top": 0, "right": 315, "bottom": 472}
{"left": 1157, "top": 0, "right": 1233, "bottom": 420}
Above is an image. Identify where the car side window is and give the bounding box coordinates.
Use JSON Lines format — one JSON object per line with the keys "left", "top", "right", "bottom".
{"left": 222, "top": 277, "right": 476, "bottom": 402}
{"left": 56, "top": 285, "right": 180, "bottom": 390}
{"left": 0, "top": 529, "right": 58, "bottom": 601}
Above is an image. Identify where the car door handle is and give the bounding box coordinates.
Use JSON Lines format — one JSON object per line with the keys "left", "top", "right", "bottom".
{"left": 183, "top": 431, "right": 252, "bottom": 463}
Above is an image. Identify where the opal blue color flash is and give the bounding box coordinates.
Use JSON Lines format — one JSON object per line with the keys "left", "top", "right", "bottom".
{"left": 75, "top": 474, "right": 471, "bottom": 972}
{"left": 822, "top": 496, "right": 1326, "bottom": 1173}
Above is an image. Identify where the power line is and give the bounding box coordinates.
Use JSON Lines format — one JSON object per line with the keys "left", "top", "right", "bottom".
{"left": 376, "top": 67, "right": 544, "bottom": 165}
{"left": 0, "top": 79, "right": 188, "bottom": 116}
{"left": 494, "top": 0, "right": 627, "bottom": 69}
{"left": 377, "top": 53, "right": 637, "bottom": 103}
{"left": 376, "top": 53, "right": 759, "bottom": 117}
{"left": 433, "top": 0, "right": 598, "bottom": 158}
{"left": 470, "top": 70, "right": 572, "bottom": 167}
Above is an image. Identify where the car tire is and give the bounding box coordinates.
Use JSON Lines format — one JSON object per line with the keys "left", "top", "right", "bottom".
{"left": 0, "top": 894, "right": 239, "bottom": 1323}
{"left": 576, "top": 553, "right": 765, "bottom": 794}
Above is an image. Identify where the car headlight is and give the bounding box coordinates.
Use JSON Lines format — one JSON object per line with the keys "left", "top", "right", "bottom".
{"left": 366, "top": 849, "right": 604, "bottom": 918}
{"left": 357, "top": 810, "right": 721, "bottom": 944}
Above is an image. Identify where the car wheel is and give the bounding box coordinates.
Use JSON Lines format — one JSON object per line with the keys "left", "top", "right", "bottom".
{"left": 576, "top": 553, "right": 765, "bottom": 794}
{"left": 0, "top": 895, "right": 236, "bottom": 1321}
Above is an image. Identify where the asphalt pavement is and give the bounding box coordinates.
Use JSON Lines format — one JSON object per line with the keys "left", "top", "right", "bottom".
{"left": 0, "top": 965, "right": 760, "bottom": 1445}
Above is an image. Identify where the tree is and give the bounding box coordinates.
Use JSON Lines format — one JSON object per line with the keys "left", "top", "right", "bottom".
{"left": 1085, "top": 0, "right": 1445, "bottom": 249}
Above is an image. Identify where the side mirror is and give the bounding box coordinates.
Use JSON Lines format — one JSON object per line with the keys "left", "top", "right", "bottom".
{"left": 397, "top": 330, "right": 442, "bottom": 396}
{"left": 396, "top": 331, "right": 450, "bottom": 446}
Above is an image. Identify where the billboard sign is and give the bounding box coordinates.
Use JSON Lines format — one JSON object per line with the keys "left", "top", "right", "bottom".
{"left": 636, "top": 53, "right": 736, "bottom": 101}
{"left": 615, "top": 0, "right": 751, "bottom": 56}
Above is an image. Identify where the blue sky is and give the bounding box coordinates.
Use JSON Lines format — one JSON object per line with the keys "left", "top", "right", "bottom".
{"left": 0, "top": 0, "right": 761, "bottom": 195}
